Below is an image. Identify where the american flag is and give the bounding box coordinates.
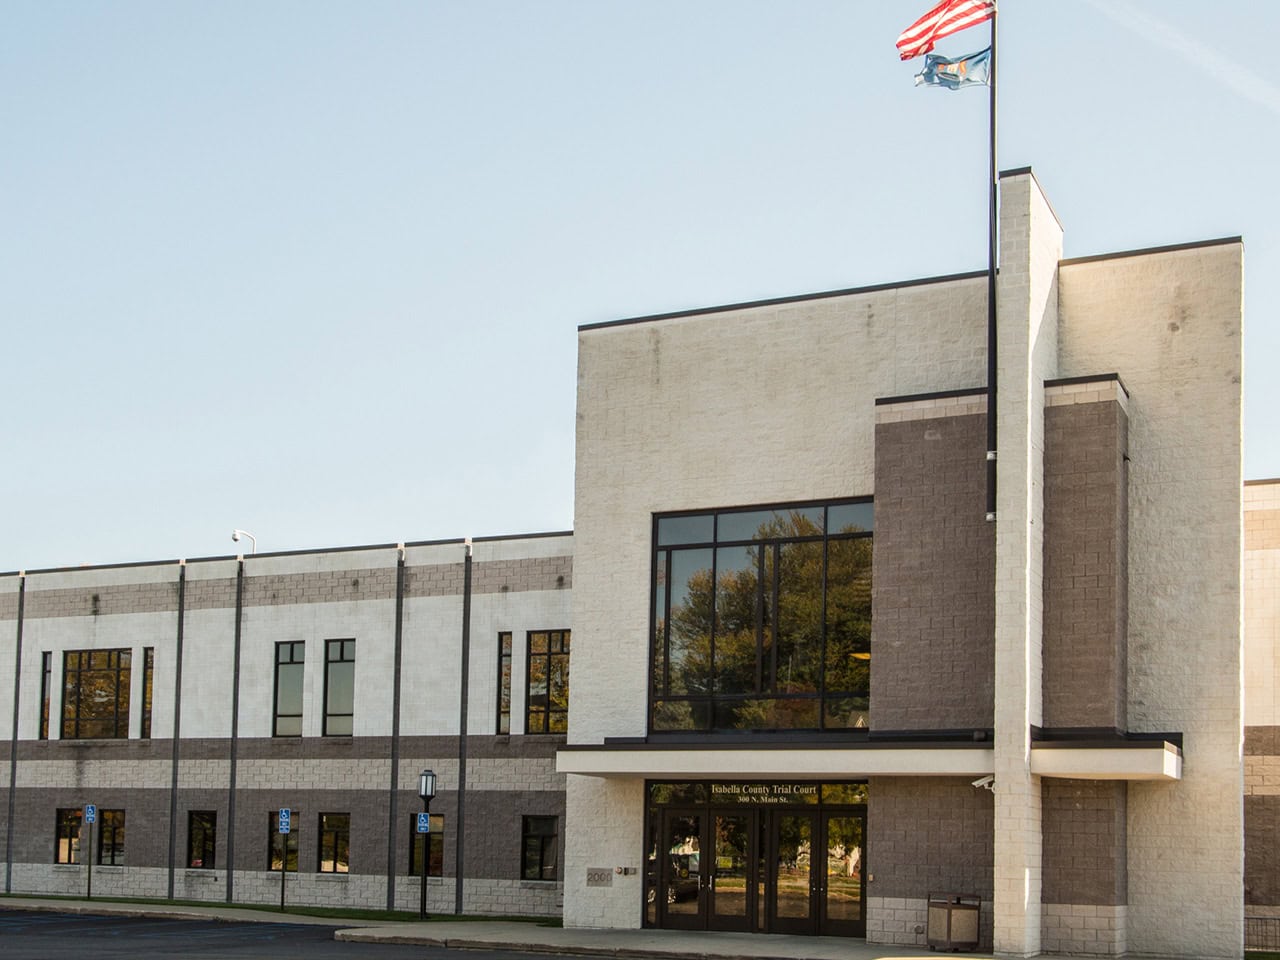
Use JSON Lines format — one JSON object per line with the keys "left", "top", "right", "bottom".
{"left": 896, "top": 0, "right": 995, "bottom": 61}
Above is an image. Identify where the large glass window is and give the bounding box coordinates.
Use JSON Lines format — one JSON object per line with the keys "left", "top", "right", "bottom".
{"left": 521, "top": 815, "right": 559, "bottom": 880}
{"left": 497, "top": 632, "right": 512, "bottom": 734}
{"left": 407, "top": 813, "right": 445, "bottom": 876}
{"left": 318, "top": 813, "right": 350, "bottom": 873}
{"left": 650, "top": 500, "right": 872, "bottom": 733}
{"left": 98, "top": 809, "right": 126, "bottom": 865}
{"left": 323, "top": 639, "right": 355, "bottom": 736}
{"left": 273, "top": 641, "right": 305, "bottom": 737}
{"left": 62, "top": 649, "right": 131, "bottom": 739}
{"left": 55, "top": 808, "right": 82, "bottom": 864}
{"left": 526, "top": 630, "right": 569, "bottom": 734}
{"left": 188, "top": 811, "right": 216, "bottom": 869}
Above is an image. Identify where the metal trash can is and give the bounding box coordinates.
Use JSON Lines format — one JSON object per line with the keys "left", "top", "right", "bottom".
{"left": 927, "top": 892, "right": 981, "bottom": 951}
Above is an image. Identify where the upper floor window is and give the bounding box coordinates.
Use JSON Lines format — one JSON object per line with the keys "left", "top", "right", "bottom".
{"left": 141, "top": 647, "right": 155, "bottom": 739}
{"left": 39, "top": 652, "right": 51, "bottom": 740}
{"left": 650, "top": 499, "right": 873, "bottom": 733}
{"left": 497, "top": 632, "right": 513, "bottom": 734}
{"left": 273, "top": 641, "right": 305, "bottom": 737}
{"left": 526, "top": 630, "right": 569, "bottom": 734}
{"left": 62, "top": 649, "right": 131, "bottom": 739}
{"left": 323, "top": 639, "right": 355, "bottom": 736}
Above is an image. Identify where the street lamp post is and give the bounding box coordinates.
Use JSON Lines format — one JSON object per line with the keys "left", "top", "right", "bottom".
{"left": 418, "top": 768, "right": 436, "bottom": 920}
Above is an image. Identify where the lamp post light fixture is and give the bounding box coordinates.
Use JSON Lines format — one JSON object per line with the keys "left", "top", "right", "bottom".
{"left": 418, "top": 768, "right": 437, "bottom": 920}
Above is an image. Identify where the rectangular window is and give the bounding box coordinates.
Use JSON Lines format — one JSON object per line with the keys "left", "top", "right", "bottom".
{"left": 317, "top": 812, "right": 350, "bottom": 873}
{"left": 62, "top": 649, "right": 131, "bottom": 739}
{"left": 188, "top": 811, "right": 216, "bottom": 869}
{"left": 273, "top": 641, "right": 305, "bottom": 737}
{"left": 98, "top": 809, "right": 126, "bottom": 865}
{"left": 55, "top": 808, "right": 82, "bottom": 864}
{"left": 141, "top": 647, "right": 155, "bottom": 738}
{"left": 407, "top": 813, "right": 445, "bottom": 876}
{"left": 525, "top": 630, "right": 569, "bottom": 734}
{"left": 650, "top": 499, "right": 873, "bottom": 733}
{"left": 497, "top": 632, "right": 512, "bottom": 734}
{"left": 268, "top": 811, "right": 300, "bottom": 871}
{"left": 322, "top": 639, "right": 355, "bottom": 736}
{"left": 39, "top": 652, "right": 51, "bottom": 740}
{"left": 521, "top": 815, "right": 558, "bottom": 881}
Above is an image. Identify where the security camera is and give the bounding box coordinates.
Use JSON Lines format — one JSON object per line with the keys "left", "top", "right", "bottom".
{"left": 231, "top": 531, "right": 241, "bottom": 542}
{"left": 971, "top": 775, "right": 994, "bottom": 790}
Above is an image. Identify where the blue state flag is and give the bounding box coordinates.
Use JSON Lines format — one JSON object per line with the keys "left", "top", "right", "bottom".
{"left": 914, "top": 46, "right": 991, "bottom": 90}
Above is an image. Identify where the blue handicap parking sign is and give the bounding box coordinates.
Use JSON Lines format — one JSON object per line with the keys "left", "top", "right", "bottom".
{"left": 85, "top": 804, "right": 97, "bottom": 824}
{"left": 278, "top": 808, "right": 291, "bottom": 834}
{"left": 416, "top": 813, "right": 431, "bottom": 834}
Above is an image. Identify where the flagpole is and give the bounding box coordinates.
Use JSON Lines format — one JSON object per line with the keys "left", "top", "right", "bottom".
{"left": 985, "top": 4, "right": 998, "bottom": 522}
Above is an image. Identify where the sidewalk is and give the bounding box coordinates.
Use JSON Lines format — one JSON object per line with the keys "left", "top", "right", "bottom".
{"left": 4, "top": 896, "right": 1174, "bottom": 960}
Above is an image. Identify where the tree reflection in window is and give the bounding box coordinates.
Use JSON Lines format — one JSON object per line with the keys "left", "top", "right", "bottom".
{"left": 651, "top": 502, "right": 871, "bottom": 732}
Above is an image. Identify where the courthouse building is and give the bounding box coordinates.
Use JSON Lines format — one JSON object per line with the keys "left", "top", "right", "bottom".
{"left": 1, "top": 168, "right": 1269, "bottom": 959}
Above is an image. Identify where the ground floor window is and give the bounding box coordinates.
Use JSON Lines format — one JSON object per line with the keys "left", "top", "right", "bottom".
{"left": 318, "top": 813, "right": 350, "bottom": 873}
{"left": 268, "top": 812, "right": 299, "bottom": 871}
{"left": 521, "top": 815, "right": 558, "bottom": 880}
{"left": 408, "top": 813, "right": 445, "bottom": 876}
{"left": 188, "top": 811, "right": 216, "bottom": 868}
{"left": 54, "top": 808, "right": 81, "bottom": 864}
{"left": 98, "top": 809, "right": 126, "bottom": 865}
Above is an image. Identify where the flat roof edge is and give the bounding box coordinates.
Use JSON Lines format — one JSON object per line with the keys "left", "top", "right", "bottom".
{"left": 1061, "top": 235, "right": 1243, "bottom": 268}
{"left": 579, "top": 269, "right": 988, "bottom": 332}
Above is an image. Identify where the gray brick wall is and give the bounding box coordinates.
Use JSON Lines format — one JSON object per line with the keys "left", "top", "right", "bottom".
{"left": 23, "top": 581, "right": 181, "bottom": 619}
{"left": 872, "top": 412, "right": 995, "bottom": 731}
{"left": 1042, "top": 396, "right": 1128, "bottom": 729}
{"left": 1041, "top": 779, "right": 1127, "bottom": 906}
{"left": 867, "top": 776, "right": 994, "bottom": 902}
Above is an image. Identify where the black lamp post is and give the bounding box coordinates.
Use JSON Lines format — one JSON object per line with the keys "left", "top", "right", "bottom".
{"left": 418, "top": 768, "right": 437, "bottom": 920}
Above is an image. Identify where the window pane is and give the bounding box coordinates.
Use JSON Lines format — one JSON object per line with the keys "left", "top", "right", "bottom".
{"left": 277, "top": 663, "right": 304, "bottom": 716}
{"left": 827, "top": 502, "right": 874, "bottom": 534}
{"left": 326, "top": 661, "right": 354, "bottom": 716}
{"left": 717, "top": 507, "right": 823, "bottom": 543}
{"left": 667, "top": 549, "right": 712, "bottom": 696}
{"left": 824, "top": 538, "right": 873, "bottom": 697}
{"left": 714, "top": 545, "right": 760, "bottom": 695}
{"left": 657, "top": 513, "right": 713, "bottom": 546}
{"left": 775, "top": 540, "right": 823, "bottom": 694}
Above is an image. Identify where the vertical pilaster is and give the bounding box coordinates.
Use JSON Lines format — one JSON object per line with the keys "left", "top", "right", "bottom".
{"left": 992, "top": 168, "right": 1062, "bottom": 956}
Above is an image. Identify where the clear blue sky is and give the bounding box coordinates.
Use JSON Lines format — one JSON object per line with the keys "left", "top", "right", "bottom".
{"left": 3, "top": 1, "right": 1276, "bottom": 571}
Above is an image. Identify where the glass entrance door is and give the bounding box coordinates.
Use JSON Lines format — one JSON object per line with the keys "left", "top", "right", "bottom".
{"left": 708, "top": 811, "right": 752, "bottom": 930}
{"left": 819, "top": 810, "right": 866, "bottom": 936}
{"left": 658, "top": 811, "right": 703, "bottom": 929}
{"left": 770, "top": 812, "right": 817, "bottom": 934}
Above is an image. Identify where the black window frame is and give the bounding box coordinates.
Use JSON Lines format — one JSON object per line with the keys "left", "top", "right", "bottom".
{"left": 322, "top": 639, "right": 356, "bottom": 737}
{"left": 407, "top": 813, "right": 445, "bottom": 877}
{"left": 317, "top": 812, "right": 350, "bottom": 874}
{"left": 54, "top": 808, "right": 82, "bottom": 864}
{"left": 61, "top": 648, "right": 132, "bottom": 740}
{"left": 98, "top": 809, "right": 126, "bottom": 866}
{"left": 648, "top": 497, "right": 873, "bottom": 735}
{"left": 520, "top": 815, "right": 559, "bottom": 881}
{"left": 268, "top": 810, "right": 300, "bottom": 872}
{"left": 273, "top": 641, "right": 305, "bottom": 738}
{"left": 187, "top": 810, "right": 216, "bottom": 869}
{"left": 525, "top": 630, "right": 570, "bottom": 735}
